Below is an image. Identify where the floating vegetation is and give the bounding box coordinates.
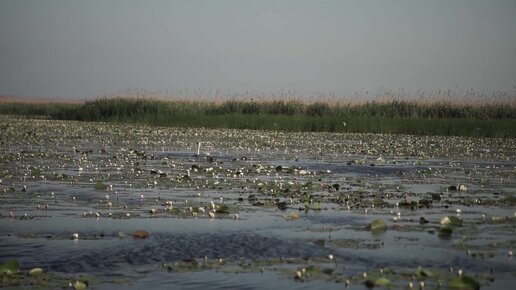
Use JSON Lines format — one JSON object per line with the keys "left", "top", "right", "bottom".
{"left": 0, "top": 260, "right": 20, "bottom": 275}
{"left": 94, "top": 181, "right": 107, "bottom": 191}
{"left": 449, "top": 275, "right": 481, "bottom": 290}
{"left": 0, "top": 116, "right": 514, "bottom": 289}
{"left": 0, "top": 259, "right": 100, "bottom": 289}
{"left": 441, "top": 216, "right": 463, "bottom": 226}
{"left": 369, "top": 219, "right": 388, "bottom": 233}
{"left": 438, "top": 226, "right": 454, "bottom": 239}
{"left": 132, "top": 230, "right": 150, "bottom": 239}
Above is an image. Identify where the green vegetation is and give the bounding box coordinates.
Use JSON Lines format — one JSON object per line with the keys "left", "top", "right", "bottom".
{"left": 1, "top": 97, "right": 515, "bottom": 137}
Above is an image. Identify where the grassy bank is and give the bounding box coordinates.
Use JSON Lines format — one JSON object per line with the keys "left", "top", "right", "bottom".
{"left": 1, "top": 97, "right": 515, "bottom": 137}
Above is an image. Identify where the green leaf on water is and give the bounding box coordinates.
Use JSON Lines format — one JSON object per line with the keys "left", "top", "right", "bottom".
{"left": 449, "top": 275, "right": 480, "bottom": 290}
{"left": 0, "top": 259, "right": 20, "bottom": 274}
{"left": 29, "top": 267, "right": 44, "bottom": 276}
{"left": 415, "top": 267, "right": 433, "bottom": 279}
{"left": 30, "top": 169, "right": 41, "bottom": 176}
{"left": 441, "top": 216, "right": 462, "bottom": 226}
{"left": 502, "top": 194, "right": 516, "bottom": 206}
{"left": 372, "top": 198, "right": 386, "bottom": 206}
{"left": 374, "top": 277, "right": 391, "bottom": 286}
{"left": 94, "top": 181, "right": 107, "bottom": 190}
{"left": 74, "top": 280, "right": 87, "bottom": 290}
{"left": 370, "top": 219, "right": 388, "bottom": 232}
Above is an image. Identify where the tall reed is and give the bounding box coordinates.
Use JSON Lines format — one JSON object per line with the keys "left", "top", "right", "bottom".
{"left": 1, "top": 97, "right": 515, "bottom": 137}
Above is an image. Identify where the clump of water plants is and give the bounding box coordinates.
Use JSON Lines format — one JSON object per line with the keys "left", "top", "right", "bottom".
{"left": 0, "top": 259, "right": 98, "bottom": 289}
{"left": 441, "top": 216, "right": 463, "bottom": 226}
{"left": 0, "top": 259, "right": 20, "bottom": 275}
{"left": 369, "top": 219, "right": 388, "bottom": 233}
{"left": 94, "top": 181, "right": 107, "bottom": 190}
{"left": 449, "top": 275, "right": 480, "bottom": 290}
{"left": 132, "top": 230, "right": 150, "bottom": 239}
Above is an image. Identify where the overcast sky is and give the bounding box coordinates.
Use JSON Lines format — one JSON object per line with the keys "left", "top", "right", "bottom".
{"left": 1, "top": 0, "right": 515, "bottom": 99}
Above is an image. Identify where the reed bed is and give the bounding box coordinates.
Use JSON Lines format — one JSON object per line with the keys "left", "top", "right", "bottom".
{"left": 1, "top": 97, "right": 515, "bottom": 137}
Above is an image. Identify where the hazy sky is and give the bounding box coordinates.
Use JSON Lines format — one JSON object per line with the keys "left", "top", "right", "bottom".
{"left": 1, "top": 0, "right": 515, "bottom": 99}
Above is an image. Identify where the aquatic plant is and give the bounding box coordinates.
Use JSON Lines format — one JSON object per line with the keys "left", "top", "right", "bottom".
{"left": 2, "top": 96, "right": 515, "bottom": 137}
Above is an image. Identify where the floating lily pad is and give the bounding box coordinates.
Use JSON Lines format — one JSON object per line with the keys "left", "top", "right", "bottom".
{"left": 449, "top": 275, "right": 480, "bottom": 290}
{"left": 502, "top": 194, "right": 516, "bottom": 206}
{"left": 94, "top": 182, "right": 107, "bottom": 190}
{"left": 441, "top": 216, "right": 463, "bottom": 226}
{"left": 372, "top": 198, "right": 386, "bottom": 206}
{"left": 374, "top": 277, "right": 391, "bottom": 286}
{"left": 0, "top": 259, "right": 20, "bottom": 274}
{"left": 29, "top": 267, "right": 44, "bottom": 276}
{"left": 370, "top": 219, "right": 388, "bottom": 232}
{"left": 415, "top": 267, "right": 433, "bottom": 279}
{"left": 73, "top": 280, "right": 87, "bottom": 290}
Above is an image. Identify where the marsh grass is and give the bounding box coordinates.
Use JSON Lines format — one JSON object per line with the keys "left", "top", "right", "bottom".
{"left": 1, "top": 97, "right": 515, "bottom": 137}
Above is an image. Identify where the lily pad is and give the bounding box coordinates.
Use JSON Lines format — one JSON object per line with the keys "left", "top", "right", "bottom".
{"left": 370, "top": 219, "right": 388, "bottom": 232}
{"left": 29, "top": 267, "right": 44, "bottom": 276}
{"left": 0, "top": 259, "right": 20, "bottom": 274}
{"left": 374, "top": 277, "right": 391, "bottom": 286}
{"left": 449, "top": 275, "right": 480, "bottom": 290}
{"left": 372, "top": 198, "right": 386, "bottom": 207}
{"left": 502, "top": 194, "right": 516, "bottom": 206}
{"left": 73, "top": 280, "right": 87, "bottom": 290}
{"left": 415, "top": 267, "right": 433, "bottom": 279}
{"left": 441, "top": 216, "right": 463, "bottom": 226}
{"left": 94, "top": 182, "right": 107, "bottom": 190}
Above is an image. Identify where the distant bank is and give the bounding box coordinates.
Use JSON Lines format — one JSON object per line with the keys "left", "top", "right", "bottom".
{"left": 1, "top": 97, "right": 515, "bottom": 138}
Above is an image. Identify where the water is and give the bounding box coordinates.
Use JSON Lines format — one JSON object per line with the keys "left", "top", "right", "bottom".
{"left": 0, "top": 117, "right": 515, "bottom": 289}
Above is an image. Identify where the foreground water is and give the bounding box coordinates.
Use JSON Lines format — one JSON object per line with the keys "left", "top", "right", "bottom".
{"left": 0, "top": 117, "right": 515, "bottom": 289}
